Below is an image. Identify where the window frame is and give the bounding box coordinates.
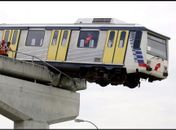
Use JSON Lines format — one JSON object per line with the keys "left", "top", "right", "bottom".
{"left": 51, "top": 30, "right": 59, "bottom": 46}
{"left": 147, "top": 33, "right": 168, "bottom": 60}
{"left": 107, "top": 31, "right": 115, "bottom": 48}
{"left": 77, "top": 30, "right": 100, "bottom": 48}
{"left": 133, "top": 31, "right": 142, "bottom": 49}
{"left": 25, "top": 29, "right": 45, "bottom": 47}
{"left": 61, "top": 30, "right": 69, "bottom": 47}
{"left": 4, "top": 30, "right": 10, "bottom": 42}
{"left": 118, "top": 31, "right": 126, "bottom": 48}
{"left": 12, "top": 30, "right": 18, "bottom": 45}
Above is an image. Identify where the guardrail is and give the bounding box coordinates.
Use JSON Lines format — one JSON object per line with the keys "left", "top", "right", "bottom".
{"left": 8, "top": 50, "right": 76, "bottom": 85}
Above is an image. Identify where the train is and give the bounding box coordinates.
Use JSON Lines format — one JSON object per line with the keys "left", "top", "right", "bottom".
{"left": 0, "top": 18, "right": 170, "bottom": 88}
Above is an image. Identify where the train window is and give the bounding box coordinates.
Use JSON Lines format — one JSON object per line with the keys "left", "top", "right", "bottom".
{"left": 12, "top": 30, "right": 18, "bottom": 45}
{"left": 52, "top": 31, "right": 59, "bottom": 45}
{"left": 147, "top": 34, "right": 167, "bottom": 60}
{"left": 4, "top": 30, "right": 10, "bottom": 42}
{"left": 118, "top": 31, "right": 126, "bottom": 48}
{"left": 133, "top": 31, "right": 142, "bottom": 49}
{"left": 26, "top": 30, "right": 45, "bottom": 47}
{"left": 77, "top": 31, "right": 99, "bottom": 48}
{"left": 61, "top": 30, "right": 68, "bottom": 46}
{"left": 107, "top": 31, "right": 115, "bottom": 48}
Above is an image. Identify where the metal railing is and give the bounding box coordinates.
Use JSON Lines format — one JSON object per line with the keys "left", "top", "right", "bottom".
{"left": 9, "top": 50, "right": 76, "bottom": 85}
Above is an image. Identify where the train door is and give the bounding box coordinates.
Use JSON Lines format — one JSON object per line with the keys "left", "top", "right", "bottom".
{"left": 47, "top": 30, "right": 71, "bottom": 61}
{"left": 56, "top": 30, "right": 71, "bottom": 61}
{"left": 103, "top": 30, "right": 118, "bottom": 64}
{"left": 47, "top": 30, "right": 61, "bottom": 60}
{"left": 113, "top": 30, "right": 129, "bottom": 64}
{"left": 8, "top": 30, "right": 20, "bottom": 58}
{"left": 2, "top": 30, "right": 12, "bottom": 42}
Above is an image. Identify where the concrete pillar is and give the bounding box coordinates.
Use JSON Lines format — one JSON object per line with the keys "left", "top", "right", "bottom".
{"left": 0, "top": 74, "right": 81, "bottom": 129}
{"left": 14, "top": 120, "right": 49, "bottom": 129}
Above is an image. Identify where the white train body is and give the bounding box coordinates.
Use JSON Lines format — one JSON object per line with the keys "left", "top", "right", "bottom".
{"left": 0, "top": 18, "right": 169, "bottom": 88}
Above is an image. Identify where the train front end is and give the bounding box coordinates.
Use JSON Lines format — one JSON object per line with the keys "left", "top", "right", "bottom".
{"left": 137, "top": 30, "right": 170, "bottom": 83}
{"left": 145, "top": 31, "right": 169, "bottom": 82}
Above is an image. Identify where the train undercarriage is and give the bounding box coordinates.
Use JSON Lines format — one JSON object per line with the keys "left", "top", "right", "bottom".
{"left": 75, "top": 67, "right": 161, "bottom": 88}
{"left": 78, "top": 67, "right": 140, "bottom": 88}
{"left": 34, "top": 61, "right": 161, "bottom": 89}
{"left": 46, "top": 63, "right": 141, "bottom": 89}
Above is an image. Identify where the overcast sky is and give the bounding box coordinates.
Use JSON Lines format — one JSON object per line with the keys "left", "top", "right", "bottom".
{"left": 0, "top": 1, "right": 176, "bottom": 129}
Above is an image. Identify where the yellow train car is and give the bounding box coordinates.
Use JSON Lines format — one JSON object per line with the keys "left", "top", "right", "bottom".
{"left": 0, "top": 18, "right": 170, "bottom": 88}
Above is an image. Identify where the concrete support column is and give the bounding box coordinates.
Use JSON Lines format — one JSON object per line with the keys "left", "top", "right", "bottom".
{"left": 14, "top": 120, "right": 49, "bottom": 129}
{"left": 0, "top": 74, "right": 82, "bottom": 129}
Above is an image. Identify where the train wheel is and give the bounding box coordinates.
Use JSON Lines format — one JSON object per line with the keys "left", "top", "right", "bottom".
{"left": 123, "top": 74, "right": 140, "bottom": 89}
{"left": 99, "top": 80, "right": 109, "bottom": 87}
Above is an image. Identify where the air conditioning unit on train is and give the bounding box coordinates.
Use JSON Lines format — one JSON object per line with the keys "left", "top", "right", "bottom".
{"left": 75, "top": 18, "right": 126, "bottom": 24}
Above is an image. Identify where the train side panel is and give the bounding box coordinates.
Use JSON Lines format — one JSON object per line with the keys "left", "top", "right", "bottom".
{"left": 16, "top": 29, "right": 51, "bottom": 61}
{"left": 66, "top": 30, "right": 107, "bottom": 64}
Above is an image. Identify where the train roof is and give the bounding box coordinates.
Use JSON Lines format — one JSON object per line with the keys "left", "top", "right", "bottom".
{"left": 0, "top": 23, "right": 147, "bottom": 28}
{"left": 0, "top": 18, "right": 170, "bottom": 40}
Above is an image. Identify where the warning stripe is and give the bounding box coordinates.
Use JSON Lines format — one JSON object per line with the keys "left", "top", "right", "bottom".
{"left": 129, "top": 31, "right": 146, "bottom": 67}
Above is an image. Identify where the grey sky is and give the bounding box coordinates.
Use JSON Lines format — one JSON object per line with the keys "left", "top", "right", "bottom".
{"left": 0, "top": 1, "right": 175, "bottom": 129}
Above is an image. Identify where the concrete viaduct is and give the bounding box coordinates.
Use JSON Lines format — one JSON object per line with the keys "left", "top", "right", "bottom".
{"left": 0, "top": 55, "right": 86, "bottom": 129}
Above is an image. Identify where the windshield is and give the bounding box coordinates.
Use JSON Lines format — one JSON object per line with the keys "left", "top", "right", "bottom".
{"left": 147, "top": 34, "right": 167, "bottom": 60}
